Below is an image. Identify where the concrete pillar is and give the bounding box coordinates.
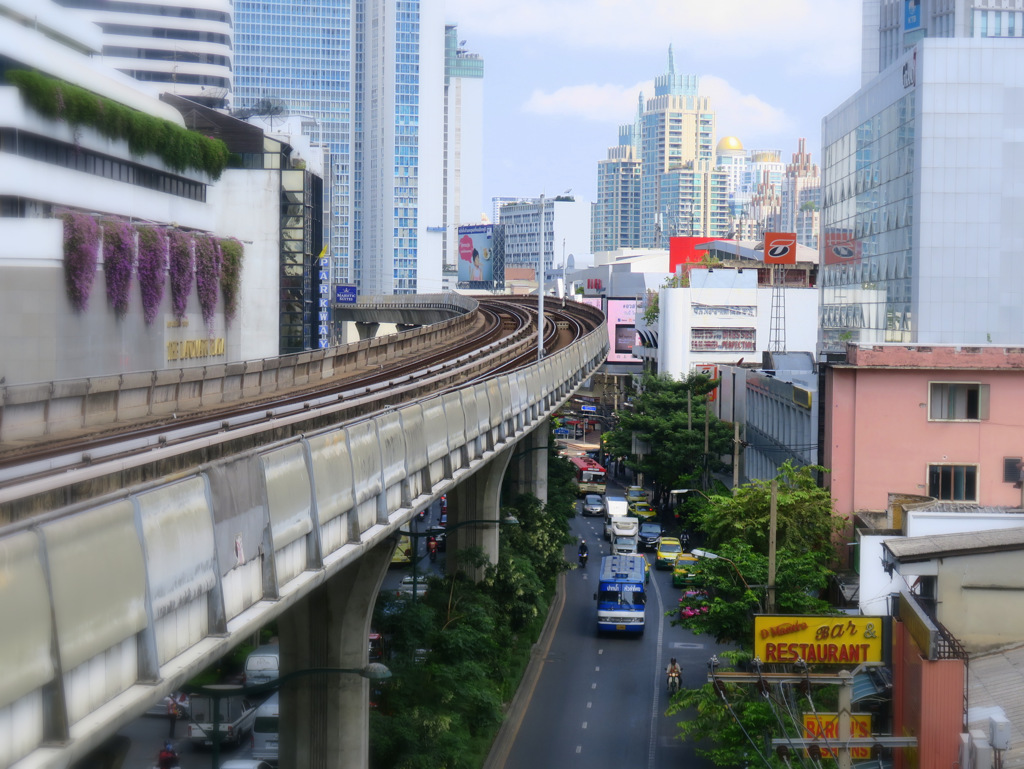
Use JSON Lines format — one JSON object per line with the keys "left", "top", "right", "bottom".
{"left": 447, "top": 446, "right": 514, "bottom": 581}
{"left": 507, "top": 420, "right": 549, "bottom": 504}
{"left": 354, "top": 321, "right": 380, "bottom": 340}
{"left": 277, "top": 538, "right": 393, "bottom": 769}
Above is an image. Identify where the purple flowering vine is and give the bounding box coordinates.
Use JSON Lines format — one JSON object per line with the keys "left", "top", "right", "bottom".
{"left": 219, "top": 238, "right": 244, "bottom": 323}
{"left": 137, "top": 226, "right": 168, "bottom": 324}
{"left": 62, "top": 212, "right": 100, "bottom": 311}
{"left": 194, "top": 233, "right": 222, "bottom": 331}
{"left": 168, "top": 229, "right": 193, "bottom": 320}
{"left": 102, "top": 219, "right": 135, "bottom": 318}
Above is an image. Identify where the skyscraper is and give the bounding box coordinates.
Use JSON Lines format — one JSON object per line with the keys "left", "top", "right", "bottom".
{"left": 820, "top": 0, "right": 1024, "bottom": 350}
{"left": 591, "top": 96, "right": 641, "bottom": 253}
{"left": 234, "top": 1, "right": 470, "bottom": 295}
{"left": 441, "top": 25, "right": 485, "bottom": 276}
{"left": 591, "top": 47, "right": 730, "bottom": 255}
{"left": 779, "top": 139, "right": 820, "bottom": 249}
{"left": 52, "top": 0, "right": 233, "bottom": 109}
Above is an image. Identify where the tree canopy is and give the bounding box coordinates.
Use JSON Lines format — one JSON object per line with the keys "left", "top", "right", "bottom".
{"left": 602, "top": 373, "right": 734, "bottom": 508}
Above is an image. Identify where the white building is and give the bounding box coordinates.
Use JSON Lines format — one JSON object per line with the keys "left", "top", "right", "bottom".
{"left": 53, "top": 0, "right": 233, "bottom": 109}
{"left": 441, "top": 26, "right": 485, "bottom": 280}
{"left": 638, "top": 267, "right": 819, "bottom": 380}
{"left": 0, "top": 0, "right": 307, "bottom": 385}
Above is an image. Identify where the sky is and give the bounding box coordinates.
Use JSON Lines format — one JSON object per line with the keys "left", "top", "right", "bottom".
{"left": 444, "top": 0, "right": 866, "bottom": 220}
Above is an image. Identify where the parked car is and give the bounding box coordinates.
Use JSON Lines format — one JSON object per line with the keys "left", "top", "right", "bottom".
{"left": 582, "top": 494, "right": 605, "bottom": 517}
{"left": 625, "top": 486, "right": 647, "bottom": 504}
{"left": 637, "top": 522, "right": 663, "bottom": 551}
{"left": 656, "top": 537, "right": 682, "bottom": 569}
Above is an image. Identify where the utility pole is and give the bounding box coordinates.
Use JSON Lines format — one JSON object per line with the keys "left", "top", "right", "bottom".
{"left": 702, "top": 399, "right": 710, "bottom": 491}
{"left": 767, "top": 479, "right": 778, "bottom": 613}
{"left": 732, "top": 422, "right": 740, "bottom": 492}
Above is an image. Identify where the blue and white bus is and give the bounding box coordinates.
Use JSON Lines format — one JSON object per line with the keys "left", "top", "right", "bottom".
{"left": 595, "top": 555, "right": 647, "bottom": 634}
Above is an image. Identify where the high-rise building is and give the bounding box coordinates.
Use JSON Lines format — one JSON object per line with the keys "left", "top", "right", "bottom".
{"left": 441, "top": 25, "right": 484, "bottom": 275}
{"left": 820, "top": 2, "right": 1024, "bottom": 351}
{"left": 235, "top": 2, "right": 472, "bottom": 296}
{"left": 52, "top": 0, "right": 233, "bottom": 109}
{"left": 779, "top": 138, "right": 820, "bottom": 249}
{"left": 501, "top": 196, "right": 590, "bottom": 280}
{"left": 592, "top": 96, "right": 642, "bottom": 253}
{"left": 591, "top": 47, "right": 730, "bottom": 255}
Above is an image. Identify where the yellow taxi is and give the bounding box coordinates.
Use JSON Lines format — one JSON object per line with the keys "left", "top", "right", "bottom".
{"left": 629, "top": 501, "right": 657, "bottom": 520}
{"left": 625, "top": 486, "right": 647, "bottom": 504}
{"left": 672, "top": 553, "right": 699, "bottom": 587}
{"left": 655, "top": 537, "right": 682, "bottom": 569}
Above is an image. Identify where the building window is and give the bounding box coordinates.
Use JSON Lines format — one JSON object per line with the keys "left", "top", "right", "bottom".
{"left": 928, "top": 464, "right": 978, "bottom": 501}
{"left": 928, "top": 382, "right": 988, "bottom": 421}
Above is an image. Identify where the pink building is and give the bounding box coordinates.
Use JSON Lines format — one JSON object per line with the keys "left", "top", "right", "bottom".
{"left": 825, "top": 344, "right": 1024, "bottom": 517}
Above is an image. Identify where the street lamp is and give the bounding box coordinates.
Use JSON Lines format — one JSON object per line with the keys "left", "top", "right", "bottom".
{"left": 671, "top": 488, "right": 711, "bottom": 501}
{"left": 404, "top": 515, "right": 520, "bottom": 602}
{"left": 186, "top": 663, "right": 392, "bottom": 769}
{"left": 691, "top": 548, "right": 761, "bottom": 609}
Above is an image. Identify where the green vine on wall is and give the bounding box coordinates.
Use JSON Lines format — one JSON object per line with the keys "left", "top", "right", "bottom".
{"left": 219, "top": 238, "right": 245, "bottom": 323}
{"left": 6, "top": 69, "right": 229, "bottom": 179}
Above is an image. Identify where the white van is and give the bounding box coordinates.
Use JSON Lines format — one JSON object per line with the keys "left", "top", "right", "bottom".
{"left": 244, "top": 644, "right": 280, "bottom": 687}
{"left": 603, "top": 496, "right": 629, "bottom": 540}
{"left": 251, "top": 691, "right": 279, "bottom": 763}
{"left": 611, "top": 516, "right": 639, "bottom": 555}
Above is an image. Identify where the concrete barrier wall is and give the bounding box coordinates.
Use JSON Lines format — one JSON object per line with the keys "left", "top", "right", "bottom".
{"left": 0, "top": 293, "right": 478, "bottom": 443}
{"left": 0, "top": 309, "right": 607, "bottom": 769}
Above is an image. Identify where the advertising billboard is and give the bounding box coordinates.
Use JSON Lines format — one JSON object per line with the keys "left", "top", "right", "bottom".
{"left": 669, "top": 236, "right": 710, "bottom": 272}
{"left": 607, "top": 298, "right": 641, "bottom": 364}
{"left": 801, "top": 714, "right": 873, "bottom": 759}
{"left": 457, "top": 224, "right": 495, "bottom": 287}
{"left": 754, "top": 615, "right": 884, "bottom": 665}
{"left": 763, "top": 232, "right": 797, "bottom": 265}
{"left": 904, "top": 0, "right": 921, "bottom": 30}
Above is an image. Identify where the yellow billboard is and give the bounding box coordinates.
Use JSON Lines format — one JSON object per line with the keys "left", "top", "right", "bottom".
{"left": 754, "top": 615, "right": 883, "bottom": 664}
{"left": 801, "top": 713, "right": 872, "bottom": 759}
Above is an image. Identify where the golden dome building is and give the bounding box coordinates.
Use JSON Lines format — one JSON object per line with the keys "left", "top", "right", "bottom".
{"left": 716, "top": 135, "right": 748, "bottom": 217}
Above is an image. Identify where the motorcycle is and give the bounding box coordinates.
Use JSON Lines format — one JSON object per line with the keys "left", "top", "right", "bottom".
{"left": 667, "top": 671, "right": 681, "bottom": 694}
{"left": 578, "top": 551, "right": 588, "bottom": 568}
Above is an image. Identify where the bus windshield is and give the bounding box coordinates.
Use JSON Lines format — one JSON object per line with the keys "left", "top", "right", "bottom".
{"left": 597, "top": 584, "right": 646, "bottom": 608}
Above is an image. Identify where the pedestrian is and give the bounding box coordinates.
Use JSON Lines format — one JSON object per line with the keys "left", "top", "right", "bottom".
{"left": 166, "top": 695, "right": 179, "bottom": 738}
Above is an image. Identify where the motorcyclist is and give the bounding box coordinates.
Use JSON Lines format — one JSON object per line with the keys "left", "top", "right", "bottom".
{"left": 578, "top": 539, "right": 589, "bottom": 566}
{"left": 157, "top": 741, "right": 178, "bottom": 769}
{"left": 666, "top": 658, "right": 682, "bottom": 692}
{"left": 427, "top": 536, "right": 438, "bottom": 561}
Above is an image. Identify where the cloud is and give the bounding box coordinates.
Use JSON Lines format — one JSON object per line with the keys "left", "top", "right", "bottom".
{"left": 522, "top": 75, "right": 794, "bottom": 146}
{"left": 447, "top": 0, "right": 861, "bottom": 77}
{"left": 523, "top": 80, "right": 654, "bottom": 122}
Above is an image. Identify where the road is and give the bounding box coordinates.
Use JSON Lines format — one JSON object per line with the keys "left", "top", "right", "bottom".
{"left": 500, "top": 489, "right": 729, "bottom": 769}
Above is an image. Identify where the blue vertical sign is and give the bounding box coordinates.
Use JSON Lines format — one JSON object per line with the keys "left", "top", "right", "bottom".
{"left": 318, "top": 252, "right": 330, "bottom": 348}
{"left": 904, "top": 0, "right": 921, "bottom": 30}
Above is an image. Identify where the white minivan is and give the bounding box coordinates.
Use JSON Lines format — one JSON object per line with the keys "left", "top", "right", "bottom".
{"left": 251, "top": 692, "right": 279, "bottom": 763}
{"left": 244, "top": 644, "right": 280, "bottom": 687}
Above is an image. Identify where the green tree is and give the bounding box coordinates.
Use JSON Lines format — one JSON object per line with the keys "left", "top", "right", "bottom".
{"left": 668, "top": 463, "right": 842, "bottom": 767}
{"left": 692, "top": 461, "right": 842, "bottom": 555}
{"left": 602, "top": 373, "right": 733, "bottom": 507}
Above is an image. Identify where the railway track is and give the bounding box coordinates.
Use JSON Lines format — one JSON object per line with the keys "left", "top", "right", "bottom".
{"left": 0, "top": 298, "right": 598, "bottom": 524}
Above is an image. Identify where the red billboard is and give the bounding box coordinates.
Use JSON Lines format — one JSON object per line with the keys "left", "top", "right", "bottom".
{"left": 763, "top": 232, "right": 797, "bottom": 265}
{"left": 669, "top": 236, "right": 709, "bottom": 273}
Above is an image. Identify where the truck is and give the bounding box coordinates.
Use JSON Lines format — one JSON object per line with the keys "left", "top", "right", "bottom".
{"left": 603, "top": 496, "right": 629, "bottom": 540}
{"left": 186, "top": 685, "right": 257, "bottom": 747}
{"left": 595, "top": 554, "right": 647, "bottom": 634}
{"left": 610, "top": 516, "right": 639, "bottom": 555}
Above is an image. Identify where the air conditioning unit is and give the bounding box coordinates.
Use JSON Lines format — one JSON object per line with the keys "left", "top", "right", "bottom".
{"left": 990, "top": 713, "right": 1012, "bottom": 751}
{"left": 970, "top": 729, "right": 994, "bottom": 769}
